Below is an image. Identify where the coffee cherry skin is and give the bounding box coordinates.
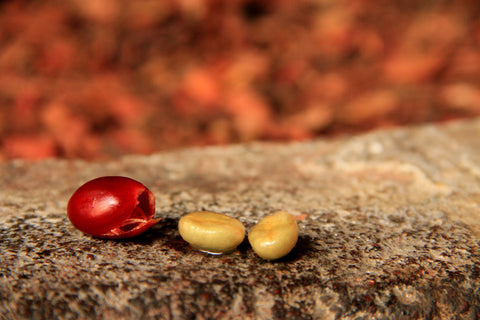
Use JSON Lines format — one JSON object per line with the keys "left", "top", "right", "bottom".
{"left": 67, "top": 176, "right": 159, "bottom": 239}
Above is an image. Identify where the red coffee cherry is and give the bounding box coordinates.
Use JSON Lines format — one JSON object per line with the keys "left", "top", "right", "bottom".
{"left": 67, "top": 176, "right": 159, "bottom": 239}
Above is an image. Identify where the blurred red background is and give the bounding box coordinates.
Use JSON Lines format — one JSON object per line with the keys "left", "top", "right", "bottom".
{"left": 1, "top": 0, "right": 480, "bottom": 161}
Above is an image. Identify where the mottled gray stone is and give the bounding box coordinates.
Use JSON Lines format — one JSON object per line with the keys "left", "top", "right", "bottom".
{"left": 1, "top": 119, "right": 480, "bottom": 319}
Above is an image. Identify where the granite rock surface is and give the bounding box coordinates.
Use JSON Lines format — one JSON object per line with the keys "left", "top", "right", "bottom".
{"left": 1, "top": 119, "right": 480, "bottom": 319}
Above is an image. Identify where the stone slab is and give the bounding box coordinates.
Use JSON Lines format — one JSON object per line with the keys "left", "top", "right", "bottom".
{"left": 1, "top": 119, "right": 480, "bottom": 319}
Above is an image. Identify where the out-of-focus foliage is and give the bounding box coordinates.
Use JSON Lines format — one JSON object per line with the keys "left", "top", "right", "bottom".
{"left": 1, "top": 0, "right": 479, "bottom": 160}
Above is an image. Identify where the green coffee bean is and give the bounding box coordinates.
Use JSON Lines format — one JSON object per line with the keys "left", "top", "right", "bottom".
{"left": 248, "top": 211, "right": 298, "bottom": 260}
{"left": 178, "top": 211, "right": 245, "bottom": 254}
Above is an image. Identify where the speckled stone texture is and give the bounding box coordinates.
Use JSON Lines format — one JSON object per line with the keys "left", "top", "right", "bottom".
{"left": 1, "top": 119, "right": 480, "bottom": 319}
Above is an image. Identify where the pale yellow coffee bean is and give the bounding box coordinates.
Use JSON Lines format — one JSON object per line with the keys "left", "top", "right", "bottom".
{"left": 178, "top": 211, "right": 245, "bottom": 254}
{"left": 248, "top": 211, "right": 298, "bottom": 260}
